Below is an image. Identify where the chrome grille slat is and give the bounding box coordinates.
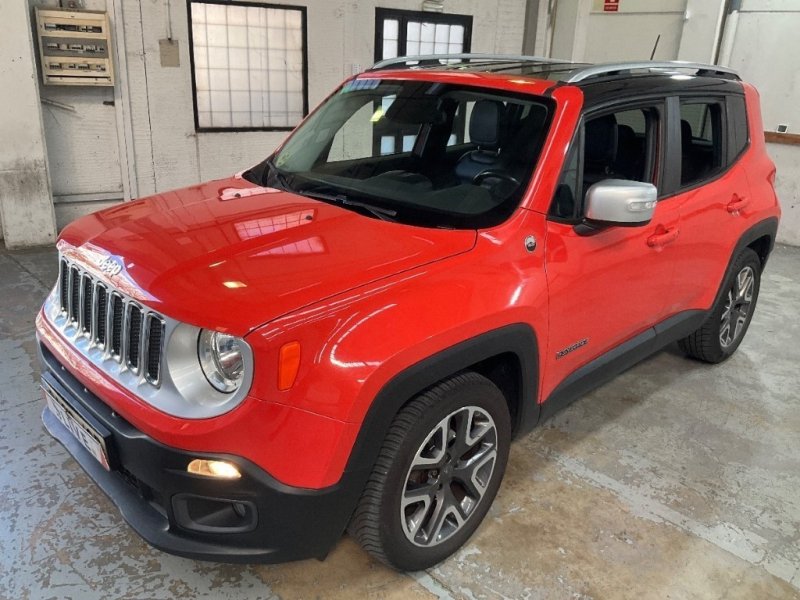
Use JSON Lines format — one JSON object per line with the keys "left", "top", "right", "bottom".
{"left": 126, "top": 303, "right": 143, "bottom": 374}
{"left": 110, "top": 292, "right": 124, "bottom": 360}
{"left": 144, "top": 314, "right": 165, "bottom": 385}
{"left": 56, "top": 256, "right": 165, "bottom": 388}
{"left": 94, "top": 283, "right": 107, "bottom": 346}
{"left": 80, "top": 274, "right": 92, "bottom": 335}
{"left": 69, "top": 266, "right": 80, "bottom": 323}
{"left": 59, "top": 259, "right": 68, "bottom": 313}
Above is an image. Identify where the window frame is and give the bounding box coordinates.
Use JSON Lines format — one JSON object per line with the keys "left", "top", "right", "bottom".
{"left": 659, "top": 94, "right": 750, "bottom": 199}
{"left": 726, "top": 94, "right": 750, "bottom": 165}
{"left": 186, "top": 0, "right": 310, "bottom": 133}
{"left": 548, "top": 100, "right": 666, "bottom": 224}
{"left": 373, "top": 7, "right": 473, "bottom": 63}
{"left": 675, "top": 97, "right": 726, "bottom": 189}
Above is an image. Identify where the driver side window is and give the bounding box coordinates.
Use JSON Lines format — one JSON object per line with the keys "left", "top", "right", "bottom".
{"left": 550, "top": 105, "right": 661, "bottom": 221}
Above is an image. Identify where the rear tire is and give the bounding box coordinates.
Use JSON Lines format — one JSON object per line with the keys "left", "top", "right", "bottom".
{"left": 348, "top": 371, "right": 510, "bottom": 571}
{"left": 678, "top": 247, "right": 761, "bottom": 363}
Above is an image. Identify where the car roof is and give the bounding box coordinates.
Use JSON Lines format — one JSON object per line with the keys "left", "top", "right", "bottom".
{"left": 367, "top": 54, "right": 745, "bottom": 106}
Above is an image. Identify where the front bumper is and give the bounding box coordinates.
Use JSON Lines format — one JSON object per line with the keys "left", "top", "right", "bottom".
{"left": 39, "top": 342, "right": 365, "bottom": 564}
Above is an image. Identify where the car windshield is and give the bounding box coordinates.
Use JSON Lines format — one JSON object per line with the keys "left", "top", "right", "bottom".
{"left": 245, "top": 78, "right": 553, "bottom": 229}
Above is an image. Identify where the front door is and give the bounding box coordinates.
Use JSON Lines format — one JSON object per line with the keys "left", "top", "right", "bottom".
{"left": 542, "top": 102, "right": 681, "bottom": 399}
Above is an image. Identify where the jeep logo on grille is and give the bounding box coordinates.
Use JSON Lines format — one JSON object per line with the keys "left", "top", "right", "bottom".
{"left": 98, "top": 256, "right": 123, "bottom": 277}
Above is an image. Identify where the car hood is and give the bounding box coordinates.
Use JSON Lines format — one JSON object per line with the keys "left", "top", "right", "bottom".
{"left": 58, "top": 176, "right": 477, "bottom": 335}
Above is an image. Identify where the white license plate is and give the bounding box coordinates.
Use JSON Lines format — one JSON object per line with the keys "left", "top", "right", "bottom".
{"left": 44, "top": 384, "right": 111, "bottom": 471}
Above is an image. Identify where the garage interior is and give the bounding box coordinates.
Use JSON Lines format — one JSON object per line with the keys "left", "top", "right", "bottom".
{"left": 1, "top": 0, "right": 799, "bottom": 598}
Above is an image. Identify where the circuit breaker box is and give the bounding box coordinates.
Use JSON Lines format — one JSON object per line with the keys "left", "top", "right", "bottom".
{"left": 35, "top": 8, "right": 114, "bottom": 86}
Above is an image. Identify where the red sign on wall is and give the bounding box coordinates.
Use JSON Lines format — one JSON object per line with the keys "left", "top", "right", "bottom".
{"left": 604, "top": 0, "right": 620, "bottom": 12}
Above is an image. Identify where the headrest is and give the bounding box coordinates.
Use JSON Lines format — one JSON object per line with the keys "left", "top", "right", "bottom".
{"left": 585, "top": 114, "right": 618, "bottom": 164}
{"left": 469, "top": 100, "right": 504, "bottom": 147}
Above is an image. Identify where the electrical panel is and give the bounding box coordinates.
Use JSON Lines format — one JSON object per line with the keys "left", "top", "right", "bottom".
{"left": 35, "top": 8, "right": 114, "bottom": 87}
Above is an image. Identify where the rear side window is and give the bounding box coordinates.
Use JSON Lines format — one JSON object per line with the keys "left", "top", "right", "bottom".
{"left": 727, "top": 95, "right": 749, "bottom": 162}
{"left": 679, "top": 101, "right": 723, "bottom": 187}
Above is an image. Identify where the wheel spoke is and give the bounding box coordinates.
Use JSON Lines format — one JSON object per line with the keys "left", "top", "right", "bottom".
{"left": 737, "top": 268, "right": 754, "bottom": 302}
{"left": 402, "top": 484, "right": 437, "bottom": 540}
{"left": 402, "top": 482, "right": 437, "bottom": 508}
{"left": 734, "top": 310, "right": 748, "bottom": 341}
{"left": 454, "top": 445, "right": 494, "bottom": 493}
{"left": 720, "top": 313, "right": 732, "bottom": 347}
{"left": 413, "top": 421, "right": 448, "bottom": 467}
{"left": 465, "top": 408, "right": 493, "bottom": 448}
{"left": 426, "top": 490, "right": 462, "bottom": 545}
{"left": 449, "top": 410, "right": 470, "bottom": 455}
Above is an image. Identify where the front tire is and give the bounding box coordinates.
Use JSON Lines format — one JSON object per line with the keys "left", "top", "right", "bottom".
{"left": 348, "top": 371, "right": 511, "bottom": 571}
{"left": 678, "top": 247, "right": 761, "bottom": 363}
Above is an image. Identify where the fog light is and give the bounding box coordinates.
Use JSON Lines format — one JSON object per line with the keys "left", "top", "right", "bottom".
{"left": 187, "top": 459, "right": 241, "bottom": 479}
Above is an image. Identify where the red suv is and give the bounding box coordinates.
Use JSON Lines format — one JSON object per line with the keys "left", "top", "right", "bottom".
{"left": 37, "top": 56, "right": 780, "bottom": 571}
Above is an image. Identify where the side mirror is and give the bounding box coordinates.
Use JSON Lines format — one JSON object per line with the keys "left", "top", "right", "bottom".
{"left": 584, "top": 179, "right": 657, "bottom": 226}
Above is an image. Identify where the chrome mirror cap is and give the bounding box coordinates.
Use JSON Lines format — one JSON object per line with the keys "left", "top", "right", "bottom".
{"left": 584, "top": 179, "right": 658, "bottom": 226}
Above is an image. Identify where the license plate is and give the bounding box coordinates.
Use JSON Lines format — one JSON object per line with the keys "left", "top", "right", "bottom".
{"left": 43, "top": 383, "right": 111, "bottom": 471}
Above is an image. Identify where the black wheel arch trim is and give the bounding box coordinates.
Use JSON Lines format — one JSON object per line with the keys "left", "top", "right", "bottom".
{"left": 727, "top": 217, "right": 778, "bottom": 270}
{"left": 344, "top": 323, "right": 539, "bottom": 476}
{"left": 705, "top": 217, "right": 778, "bottom": 319}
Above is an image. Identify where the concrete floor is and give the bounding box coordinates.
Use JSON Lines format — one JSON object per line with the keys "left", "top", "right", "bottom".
{"left": 1, "top": 243, "right": 799, "bottom": 600}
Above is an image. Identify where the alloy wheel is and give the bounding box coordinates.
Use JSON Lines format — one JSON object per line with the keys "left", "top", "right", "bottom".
{"left": 400, "top": 406, "right": 498, "bottom": 547}
{"left": 720, "top": 265, "right": 755, "bottom": 348}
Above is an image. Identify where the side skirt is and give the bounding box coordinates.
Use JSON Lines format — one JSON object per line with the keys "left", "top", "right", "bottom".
{"left": 537, "top": 310, "right": 707, "bottom": 423}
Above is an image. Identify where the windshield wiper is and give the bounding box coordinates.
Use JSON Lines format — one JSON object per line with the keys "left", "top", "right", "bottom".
{"left": 298, "top": 189, "right": 398, "bottom": 222}
{"left": 264, "top": 158, "right": 293, "bottom": 191}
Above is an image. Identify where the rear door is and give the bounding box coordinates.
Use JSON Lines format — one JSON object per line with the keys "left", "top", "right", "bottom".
{"left": 661, "top": 94, "right": 753, "bottom": 315}
{"left": 542, "top": 101, "right": 681, "bottom": 398}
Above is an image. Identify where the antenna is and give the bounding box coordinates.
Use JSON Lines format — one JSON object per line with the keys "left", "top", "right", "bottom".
{"left": 650, "top": 34, "right": 661, "bottom": 60}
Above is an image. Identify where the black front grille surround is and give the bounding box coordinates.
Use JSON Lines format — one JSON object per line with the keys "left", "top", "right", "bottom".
{"left": 57, "top": 257, "right": 166, "bottom": 387}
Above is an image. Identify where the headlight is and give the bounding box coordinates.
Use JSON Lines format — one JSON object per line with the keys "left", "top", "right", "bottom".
{"left": 198, "top": 329, "right": 246, "bottom": 393}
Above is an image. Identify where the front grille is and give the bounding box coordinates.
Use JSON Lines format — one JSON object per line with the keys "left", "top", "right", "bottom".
{"left": 57, "top": 256, "right": 166, "bottom": 387}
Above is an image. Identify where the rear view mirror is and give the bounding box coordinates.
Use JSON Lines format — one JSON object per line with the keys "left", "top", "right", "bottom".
{"left": 584, "top": 179, "right": 657, "bottom": 226}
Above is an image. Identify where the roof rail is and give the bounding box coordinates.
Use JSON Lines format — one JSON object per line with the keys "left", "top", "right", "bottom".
{"left": 564, "top": 61, "right": 740, "bottom": 83}
{"left": 370, "top": 53, "right": 572, "bottom": 71}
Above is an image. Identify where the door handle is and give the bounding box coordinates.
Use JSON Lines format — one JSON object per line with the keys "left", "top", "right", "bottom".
{"left": 727, "top": 194, "right": 750, "bottom": 213}
{"left": 647, "top": 226, "right": 679, "bottom": 248}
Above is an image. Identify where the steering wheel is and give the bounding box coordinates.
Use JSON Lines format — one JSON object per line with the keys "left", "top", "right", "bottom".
{"left": 472, "top": 170, "right": 521, "bottom": 188}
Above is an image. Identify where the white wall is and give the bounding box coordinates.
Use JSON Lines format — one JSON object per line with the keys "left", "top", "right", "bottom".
{"left": 0, "top": 0, "right": 57, "bottom": 248}
{"left": 721, "top": 0, "right": 800, "bottom": 246}
{"left": 550, "top": 0, "right": 687, "bottom": 62}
